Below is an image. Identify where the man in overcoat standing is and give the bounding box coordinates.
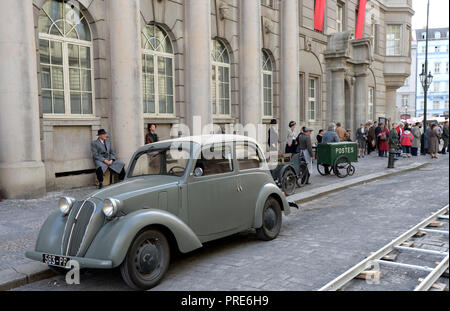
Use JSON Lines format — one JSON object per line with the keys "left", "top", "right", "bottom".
{"left": 91, "top": 129, "right": 126, "bottom": 189}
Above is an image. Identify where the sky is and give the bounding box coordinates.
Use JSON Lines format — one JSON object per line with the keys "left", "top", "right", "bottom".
{"left": 412, "top": 0, "right": 449, "bottom": 33}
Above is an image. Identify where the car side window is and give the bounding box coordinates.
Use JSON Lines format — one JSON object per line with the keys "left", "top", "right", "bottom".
{"left": 194, "top": 143, "right": 233, "bottom": 177}
{"left": 236, "top": 142, "right": 262, "bottom": 170}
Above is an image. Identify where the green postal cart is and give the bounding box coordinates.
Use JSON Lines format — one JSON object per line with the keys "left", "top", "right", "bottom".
{"left": 316, "top": 142, "right": 357, "bottom": 178}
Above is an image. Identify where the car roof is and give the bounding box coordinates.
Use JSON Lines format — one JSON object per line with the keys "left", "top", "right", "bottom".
{"left": 136, "top": 134, "right": 262, "bottom": 154}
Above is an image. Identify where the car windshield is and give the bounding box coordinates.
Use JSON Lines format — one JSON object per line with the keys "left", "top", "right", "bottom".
{"left": 129, "top": 146, "right": 190, "bottom": 178}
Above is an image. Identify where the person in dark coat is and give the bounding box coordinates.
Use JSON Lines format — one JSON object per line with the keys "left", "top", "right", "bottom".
{"left": 423, "top": 124, "right": 431, "bottom": 154}
{"left": 91, "top": 129, "right": 126, "bottom": 189}
{"left": 356, "top": 124, "right": 368, "bottom": 158}
{"left": 441, "top": 121, "right": 449, "bottom": 154}
{"left": 316, "top": 129, "right": 324, "bottom": 144}
{"left": 145, "top": 123, "right": 159, "bottom": 144}
{"left": 296, "top": 127, "right": 314, "bottom": 184}
{"left": 367, "top": 122, "right": 376, "bottom": 154}
{"left": 374, "top": 121, "right": 381, "bottom": 152}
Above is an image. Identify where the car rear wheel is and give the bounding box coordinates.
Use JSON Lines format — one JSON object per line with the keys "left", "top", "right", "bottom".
{"left": 120, "top": 229, "right": 170, "bottom": 290}
{"left": 256, "top": 197, "right": 282, "bottom": 241}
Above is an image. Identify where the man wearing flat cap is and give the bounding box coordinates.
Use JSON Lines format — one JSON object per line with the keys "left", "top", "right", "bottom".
{"left": 296, "top": 127, "right": 314, "bottom": 184}
{"left": 91, "top": 129, "right": 126, "bottom": 189}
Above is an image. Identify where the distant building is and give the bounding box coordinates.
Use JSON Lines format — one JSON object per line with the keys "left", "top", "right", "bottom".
{"left": 396, "top": 41, "right": 417, "bottom": 118}
{"left": 415, "top": 28, "right": 449, "bottom": 118}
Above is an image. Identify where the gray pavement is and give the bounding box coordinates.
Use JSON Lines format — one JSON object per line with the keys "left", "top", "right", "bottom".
{"left": 8, "top": 154, "right": 449, "bottom": 291}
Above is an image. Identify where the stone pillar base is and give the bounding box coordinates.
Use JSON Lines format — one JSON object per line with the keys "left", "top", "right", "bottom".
{"left": 0, "top": 161, "right": 46, "bottom": 199}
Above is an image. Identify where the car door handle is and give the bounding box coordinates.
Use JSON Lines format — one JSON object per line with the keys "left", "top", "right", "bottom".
{"left": 237, "top": 185, "right": 243, "bottom": 192}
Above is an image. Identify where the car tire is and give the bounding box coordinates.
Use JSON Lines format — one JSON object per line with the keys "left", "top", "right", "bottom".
{"left": 256, "top": 197, "right": 282, "bottom": 241}
{"left": 120, "top": 229, "right": 170, "bottom": 290}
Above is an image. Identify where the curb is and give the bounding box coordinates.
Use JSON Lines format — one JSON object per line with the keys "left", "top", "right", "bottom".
{"left": 0, "top": 262, "right": 55, "bottom": 291}
{"left": 0, "top": 161, "right": 430, "bottom": 291}
{"left": 287, "top": 161, "right": 430, "bottom": 204}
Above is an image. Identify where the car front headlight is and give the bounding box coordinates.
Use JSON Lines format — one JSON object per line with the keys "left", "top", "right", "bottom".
{"left": 59, "top": 197, "right": 76, "bottom": 216}
{"left": 102, "top": 198, "right": 122, "bottom": 218}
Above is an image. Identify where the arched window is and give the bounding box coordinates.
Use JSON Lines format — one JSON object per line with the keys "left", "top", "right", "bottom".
{"left": 262, "top": 50, "right": 273, "bottom": 117}
{"left": 38, "top": 0, "right": 93, "bottom": 115}
{"left": 141, "top": 25, "right": 174, "bottom": 116}
{"left": 211, "top": 39, "right": 231, "bottom": 116}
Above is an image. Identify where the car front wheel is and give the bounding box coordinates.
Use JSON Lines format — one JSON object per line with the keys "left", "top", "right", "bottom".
{"left": 256, "top": 197, "right": 282, "bottom": 241}
{"left": 120, "top": 229, "right": 170, "bottom": 290}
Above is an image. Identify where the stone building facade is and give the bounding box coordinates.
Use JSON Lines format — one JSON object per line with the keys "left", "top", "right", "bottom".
{"left": 0, "top": 0, "right": 413, "bottom": 198}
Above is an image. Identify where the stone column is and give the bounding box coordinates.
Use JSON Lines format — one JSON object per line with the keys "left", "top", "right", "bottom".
{"left": 108, "top": 0, "right": 144, "bottom": 164}
{"left": 354, "top": 69, "right": 368, "bottom": 129}
{"left": 385, "top": 87, "right": 399, "bottom": 123}
{"left": 280, "top": 0, "right": 300, "bottom": 147}
{"left": 185, "top": 0, "right": 212, "bottom": 134}
{"left": 0, "top": 0, "right": 46, "bottom": 198}
{"left": 331, "top": 68, "right": 346, "bottom": 125}
{"left": 240, "top": 0, "right": 262, "bottom": 128}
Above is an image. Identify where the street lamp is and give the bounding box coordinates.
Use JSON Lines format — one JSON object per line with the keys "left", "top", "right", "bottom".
{"left": 420, "top": 65, "right": 433, "bottom": 125}
{"left": 420, "top": 0, "right": 432, "bottom": 155}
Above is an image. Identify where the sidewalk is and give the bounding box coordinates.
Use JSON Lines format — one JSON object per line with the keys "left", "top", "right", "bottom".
{"left": 0, "top": 152, "right": 442, "bottom": 290}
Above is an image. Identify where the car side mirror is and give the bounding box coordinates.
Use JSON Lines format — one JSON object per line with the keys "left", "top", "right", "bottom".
{"left": 194, "top": 167, "right": 204, "bottom": 177}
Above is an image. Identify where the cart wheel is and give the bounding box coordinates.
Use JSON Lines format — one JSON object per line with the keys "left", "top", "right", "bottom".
{"left": 297, "top": 162, "right": 309, "bottom": 186}
{"left": 347, "top": 164, "right": 355, "bottom": 176}
{"left": 333, "top": 155, "right": 351, "bottom": 178}
{"left": 281, "top": 168, "right": 296, "bottom": 195}
{"left": 317, "top": 162, "right": 328, "bottom": 176}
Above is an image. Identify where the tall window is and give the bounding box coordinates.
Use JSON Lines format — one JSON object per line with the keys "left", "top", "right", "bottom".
{"left": 386, "top": 25, "right": 401, "bottom": 56}
{"left": 262, "top": 51, "right": 273, "bottom": 118}
{"left": 435, "top": 46, "right": 440, "bottom": 53}
{"left": 211, "top": 39, "right": 231, "bottom": 117}
{"left": 336, "top": 3, "right": 344, "bottom": 32}
{"left": 370, "top": 22, "right": 376, "bottom": 54}
{"left": 368, "top": 87, "right": 374, "bottom": 121}
{"left": 433, "top": 101, "right": 439, "bottom": 110}
{"left": 401, "top": 95, "right": 409, "bottom": 112}
{"left": 308, "top": 78, "right": 317, "bottom": 121}
{"left": 38, "top": 0, "right": 93, "bottom": 115}
{"left": 141, "top": 25, "right": 174, "bottom": 116}
{"left": 435, "top": 63, "right": 440, "bottom": 73}
{"left": 434, "top": 82, "right": 440, "bottom": 93}
{"left": 435, "top": 31, "right": 441, "bottom": 39}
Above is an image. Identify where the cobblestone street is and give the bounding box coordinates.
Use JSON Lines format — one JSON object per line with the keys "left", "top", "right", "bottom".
{"left": 6, "top": 154, "right": 448, "bottom": 291}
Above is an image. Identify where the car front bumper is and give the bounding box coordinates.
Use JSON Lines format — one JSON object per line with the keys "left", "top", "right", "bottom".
{"left": 25, "top": 250, "right": 113, "bottom": 269}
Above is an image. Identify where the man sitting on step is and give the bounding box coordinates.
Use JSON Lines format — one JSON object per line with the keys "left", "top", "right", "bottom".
{"left": 91, "top": 129, "right": 126, "bottom": 189}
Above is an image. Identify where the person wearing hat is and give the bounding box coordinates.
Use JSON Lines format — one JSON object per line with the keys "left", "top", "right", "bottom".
{"left": 91, "top": 129, "right": 126, "bottom": 189}
{"left": 285, "top": 121, "right": 298, "bottom": 154}
{"left": 296, "top": 127, "right": 314, "bottom": 184}
{"left": 268, "top": 119, "right": 279, "bottom": 152}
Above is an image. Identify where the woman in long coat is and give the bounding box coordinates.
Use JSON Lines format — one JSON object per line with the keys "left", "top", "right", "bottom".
{"left": 429, "top": 124, "right": 440, "bottom": 158}
{"left": 411, "top": 123, "right": 421, "bottom": 156}
{"left": 377, "top": 124, "right": 390, "bottom": 157}
{"left": 356, "top": 124, "right": 368, "bottom": 158}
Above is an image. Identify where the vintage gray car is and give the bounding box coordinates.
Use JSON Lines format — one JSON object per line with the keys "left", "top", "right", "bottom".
{"left": 26, "top": 135, "right": 296, "bottom": 290}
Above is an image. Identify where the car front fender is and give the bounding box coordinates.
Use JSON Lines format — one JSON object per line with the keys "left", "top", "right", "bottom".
{"left": 84, "top": 209, "right": 202, "bottom": 268}
{"left": 253, "top": 183, "right": 291, "bottom": 229}
{"left": 33, "top": 211, "right": 67, "bottom": 255}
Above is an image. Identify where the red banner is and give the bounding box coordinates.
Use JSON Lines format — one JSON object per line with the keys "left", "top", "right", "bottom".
{"left": 314, "top": 0, "right": 326, "bottom": 32}
{"left": 355, "top": 0, "right": 367, "bottom": 39}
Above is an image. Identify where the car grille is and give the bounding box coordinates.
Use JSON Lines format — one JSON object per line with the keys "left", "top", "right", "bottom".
{"left": 63, "top": 200, "right": 95, "bottom": 257}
